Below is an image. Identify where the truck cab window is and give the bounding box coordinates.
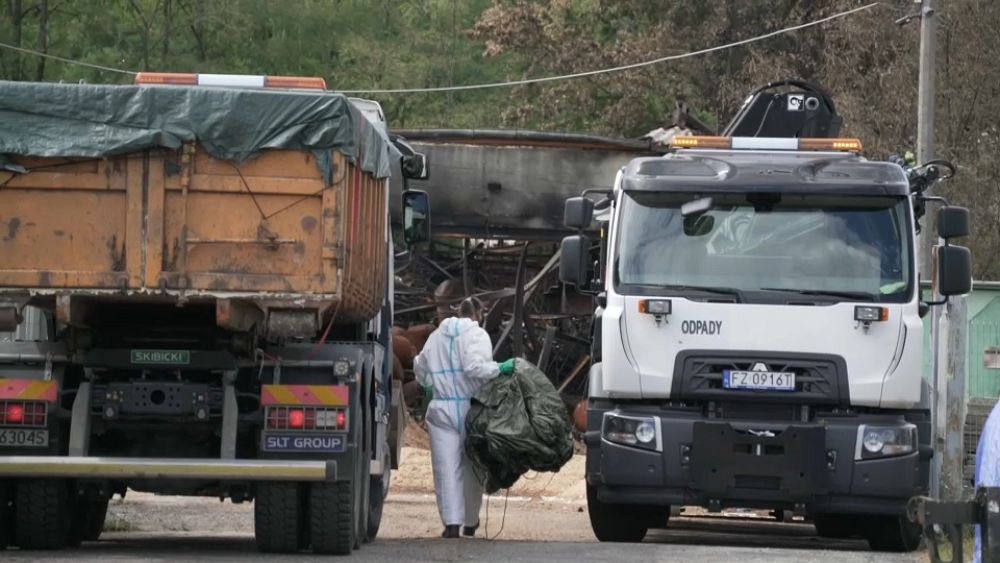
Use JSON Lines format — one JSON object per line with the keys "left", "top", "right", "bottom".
{"left": 616, "top": 192, "right": 912, "bottom": 303}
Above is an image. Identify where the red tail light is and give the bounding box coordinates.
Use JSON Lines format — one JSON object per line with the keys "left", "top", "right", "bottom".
{"left": 5, "top": 404, "right": 24, "bottom": 424}
{"left": 0, "top": 401, "right": 46, "bottom": 426}
{"left": 288, "top": 409, "right": 306, "bottom": 428}
{"left": 265, "top": 406, "right": 345, "bottom": 431}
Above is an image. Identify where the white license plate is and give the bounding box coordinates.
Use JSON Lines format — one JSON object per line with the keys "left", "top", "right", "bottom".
{"left": 0, "top": 428, "right": 48, "bottom": 447}
{"left": 723, "top": 370, "right": 796, "bottom": 391}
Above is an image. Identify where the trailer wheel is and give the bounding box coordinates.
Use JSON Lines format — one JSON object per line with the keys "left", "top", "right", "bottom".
{"left": 814, "top": 513, "right": 859, "bottom": 539}
{"left": 864, "top": 514, "right": 923, "bottom": 552}
{"left": 14, "top": 479, "right": 70, "bottom": 550}
{"left": 68, "top": 496, "right": 110, "bottom": 545}
{"left": 255, "top": 482, "right": 303, "bottom": 553}
{"left": 308, "top": 481, "right": 354, "bottom": 555}
{"left": 0, "top": 481, "right": 12, "bottom": 548}
{"left": 586, "top": 484, "right": 649, "bottom": 543}
{"left": 366, "top": 451, "right": 391, "bottom": 541}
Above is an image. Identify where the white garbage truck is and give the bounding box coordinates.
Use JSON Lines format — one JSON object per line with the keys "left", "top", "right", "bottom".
{"left": 560, "top": 81, "right": 972, "bottom": 552}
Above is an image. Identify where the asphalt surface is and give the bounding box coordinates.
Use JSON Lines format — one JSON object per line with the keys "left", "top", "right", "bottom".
{"left": 2, "top": 496, "right": 927, "bottom": 563}
{"left": 0, "top": 534, "right": 926, "bottom": 563}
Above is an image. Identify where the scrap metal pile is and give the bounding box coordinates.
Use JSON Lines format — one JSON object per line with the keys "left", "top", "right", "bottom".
{"left": 391, "top": 239, "right": 593, "bottom": 411}
{"left": 385, "top": 128, "right": 672, "bottom": 412}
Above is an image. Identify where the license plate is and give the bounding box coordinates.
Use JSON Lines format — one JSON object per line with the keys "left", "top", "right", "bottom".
{"left": 261, "top": 433, "right": 346, "bottom": 453}
{"left": 723, "top": 370, "right": 796, "bottom": 391}
{"left": 0, "top": 428, "right": 49, "bottom": 447}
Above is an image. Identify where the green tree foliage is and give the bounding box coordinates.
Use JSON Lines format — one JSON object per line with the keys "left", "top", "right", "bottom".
{"left": 2, "top": 0, "right": 998, "bottom": 276}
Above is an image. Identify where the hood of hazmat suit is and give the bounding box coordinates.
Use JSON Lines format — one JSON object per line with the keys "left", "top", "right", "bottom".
{"left": 464, "top": 358, "right": 574, "bottom": 494}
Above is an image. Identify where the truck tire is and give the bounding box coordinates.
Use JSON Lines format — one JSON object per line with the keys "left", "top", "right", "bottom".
{"left": 813, "top": 513, "right": 859, "bottom": 539}
{"left": 0, "top": 481, "right": 12, "bottom": 548}
{"left": 255, "top": 482, "right": 303, "bottom": 553}
{"left": 366, "top": 452, "right": 391, "bottom": 541}
{"left": 586, "top": 484, "right": 649, "bottom": 543}
{"left": 68, "top": 496, "right": 110, "bottom": 545}
{"left": 864, "top": 514, "right": 922, "bottom": 552}
{"left": 14, "top": 479, "right": 70, "bottom": 550}
{"left": 308, "top": 481, "right": 354, "bottom": 555}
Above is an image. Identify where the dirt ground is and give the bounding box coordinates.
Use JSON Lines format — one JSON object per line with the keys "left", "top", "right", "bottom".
{"left": 397, "top": 419, "right": 587, "bottom": 503}
{"left": 87, "top": 424, "right": 926, "bottom": 562}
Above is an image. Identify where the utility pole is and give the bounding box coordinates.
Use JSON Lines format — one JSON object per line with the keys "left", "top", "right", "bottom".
{"left": 913, "top": 0, "right": 944, "bottom": 499}
{"left": 914, "top": 0, "right": 968, "bottom": 501}
{"left": 917, "top": 0, "right": 937, "bottom": 273}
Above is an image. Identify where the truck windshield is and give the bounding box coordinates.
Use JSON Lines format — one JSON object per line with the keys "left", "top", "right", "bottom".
{"left": 615, "top": 192, "right": 912, "bottom": 303}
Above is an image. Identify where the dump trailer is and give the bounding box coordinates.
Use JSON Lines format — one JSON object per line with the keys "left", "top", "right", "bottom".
{"left": 560, "top": 81, "right": 973, "bottom": 551}
{"left": 0, "top": 73, "right": 430, "bottom": 554}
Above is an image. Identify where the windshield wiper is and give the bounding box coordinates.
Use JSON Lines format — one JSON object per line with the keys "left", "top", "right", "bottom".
{"left": 759, "top": 288, "right": 876, "bottom": 301}
{"left": 628, "top": 284, "right": 745, "bottom": 302}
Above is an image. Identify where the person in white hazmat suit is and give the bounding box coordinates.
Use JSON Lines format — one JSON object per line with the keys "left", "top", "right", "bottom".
{"left": 974, "top": 399, "right": 1000, "bottom": 563}
{"left": 413, "top": 297, "right": 515, "bottom": 538}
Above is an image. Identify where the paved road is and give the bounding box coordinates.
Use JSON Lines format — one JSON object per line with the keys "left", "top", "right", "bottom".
{"left": 0, "top": 492, "right": 927, "bottom": 562}
{"left": 3, "top": 516, "right": 925, "bottom": 562}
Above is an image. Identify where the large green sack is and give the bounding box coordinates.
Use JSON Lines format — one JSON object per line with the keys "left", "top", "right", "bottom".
{"left": 465, "top": 359, "right": 574, "bottom": 494}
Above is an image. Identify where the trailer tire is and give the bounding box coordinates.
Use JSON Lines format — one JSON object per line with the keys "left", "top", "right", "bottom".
{"left": 0, "top": 481, "right": 12, "bottom": 548}
{"left": 255, "top": 482, "right": 303, "bottom": 553}
{"left": 586, "top": 484, "right": 649, "bottom": 543}
{"left": 864, "top": 514, "right": 923, "bottom": 552}
{"left": 366, "top": 452, "right": 391, "bottom": 541}
{"left": 68, "top": 496, "right": 110, "bottom": 544}
{"left": 14, "top": 479, "right": 70, "bottom": 550}
{"left": 309, "top": 481, "right": 354, "bottom": 555}
{"left": 814, "top": 513, "right": 859, "bottom": 539}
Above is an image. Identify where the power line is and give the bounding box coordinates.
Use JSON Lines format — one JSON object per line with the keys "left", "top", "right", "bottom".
{"left": 337, "top": 2, "right": 880, "bottom": 94}
{"left": 0, "top": 2, "right": 879, "bottom": 91}
{"left": 0, "top": 41, "right": 137, "bottom": 76}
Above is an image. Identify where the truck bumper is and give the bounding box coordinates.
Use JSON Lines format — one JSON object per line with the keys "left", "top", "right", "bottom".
{"left": 0, "top": 456, "right": 337, "bottom": 482}
{"left": 586, "top": 407, "right": 928, "bottom": 515}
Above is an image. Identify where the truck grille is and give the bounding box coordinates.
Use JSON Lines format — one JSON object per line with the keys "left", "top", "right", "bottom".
{"left": 674, "top": 351, "right": 848, "bottom": 406}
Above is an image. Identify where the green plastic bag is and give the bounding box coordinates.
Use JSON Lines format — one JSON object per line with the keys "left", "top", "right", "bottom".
{"left": 464, "top": 359, "right": 574, "bottom": 493}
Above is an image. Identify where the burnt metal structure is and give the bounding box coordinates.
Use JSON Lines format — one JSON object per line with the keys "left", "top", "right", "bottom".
{"left": 388, "top": 129, "right": 664, "bottom": 398}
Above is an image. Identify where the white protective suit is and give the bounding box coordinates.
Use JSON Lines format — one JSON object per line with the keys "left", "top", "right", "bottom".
{"left": 974, "top": 400, "right": 1000, "bottom": 563}
{"left": 413, "top": 316, "right": 500, "bottom": 527}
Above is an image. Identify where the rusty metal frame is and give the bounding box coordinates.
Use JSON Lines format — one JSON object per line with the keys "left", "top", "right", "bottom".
{"left": 910, "top": 487, "right": 1000, "bottom": 563}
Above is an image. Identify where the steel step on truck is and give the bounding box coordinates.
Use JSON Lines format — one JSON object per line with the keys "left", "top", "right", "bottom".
{"left": 0, "top": 73, "right": 431, "bottom": 553}
{"left": 560, "top": 81, "right": 973, "bottom": 552}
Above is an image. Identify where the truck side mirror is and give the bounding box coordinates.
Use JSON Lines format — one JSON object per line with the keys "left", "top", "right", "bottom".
{"left": 560, "top": 234, "right": 591, "bottom": 287}
{"left": 937, "top": 245, "right": 972, "bottom": 297}
{"left": 401, "top": 152, "right": 428, "bottom": 180}
{"left": 402, "top": 190, "right": 431, "bottom": 245}
{"left": 564, "top": 197, "right": 594, "bottom": 229}
{"left": 937, "top": 206, "right": 969, "bottom": 239}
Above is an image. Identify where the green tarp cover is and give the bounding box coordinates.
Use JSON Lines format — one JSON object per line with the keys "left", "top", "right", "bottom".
{"left": 0, "top": 80, "right": 395, "bottom": 181}
{"left": 465, "top": 359, "right": 574, "bottom": 494}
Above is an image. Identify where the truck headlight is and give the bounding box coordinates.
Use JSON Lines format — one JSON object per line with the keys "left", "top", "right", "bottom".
{"left": 603, "top": 413, "right": 661, "bottom": 451}
{"left": 857, "top": 423, "right": 917, "bottom": 460}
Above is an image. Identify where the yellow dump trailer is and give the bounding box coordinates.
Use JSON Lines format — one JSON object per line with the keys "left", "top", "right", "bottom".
{"left": 0, "top": 76, "right": 430, "bottom": 555}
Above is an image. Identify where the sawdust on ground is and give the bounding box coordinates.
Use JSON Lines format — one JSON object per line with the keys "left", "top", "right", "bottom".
{"left": 392, "top": 420, "right": 587, "bottom": 502}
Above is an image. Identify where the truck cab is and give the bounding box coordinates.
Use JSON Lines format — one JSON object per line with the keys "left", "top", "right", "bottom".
{"left": 561, "top": 133, "right": 971, "bottom": 551}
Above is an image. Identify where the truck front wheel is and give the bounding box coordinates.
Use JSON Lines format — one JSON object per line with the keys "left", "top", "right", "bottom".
{"left": 864, "top": 514, "right": 922, "bottom": 552}
{"left": 586, "top": 484, "right": 649, "bottom": 543}
{"left": 309, "top": 481, "right": 355, "bottom": 555}
{"left": 14, "top": 479, "right": 71, "bottom": 550}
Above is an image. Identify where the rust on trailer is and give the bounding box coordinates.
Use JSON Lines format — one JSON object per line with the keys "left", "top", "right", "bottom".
{"left": 0, "top": 145, "right": 388, "bottom": 330}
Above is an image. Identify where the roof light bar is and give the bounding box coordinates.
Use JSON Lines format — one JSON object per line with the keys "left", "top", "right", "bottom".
{"left": 135, "top": 73, "right": 327, "bottom": 90}
{"left": 670, "top": 136, "right": 863, "bottom": 152}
